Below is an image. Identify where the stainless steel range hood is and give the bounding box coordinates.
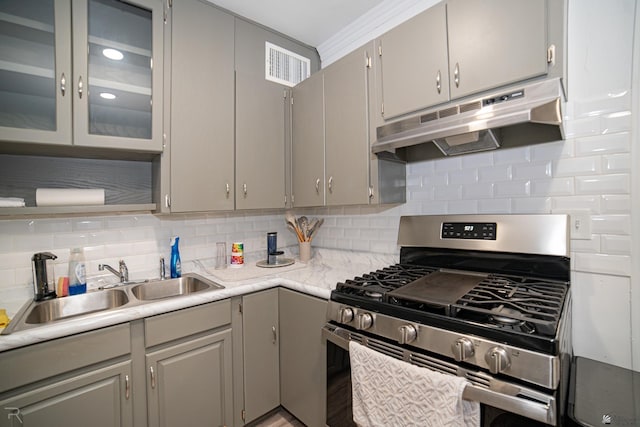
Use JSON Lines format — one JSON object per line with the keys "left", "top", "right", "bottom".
{"left": 372, "top": 78, "right": 566, "bottom": 158}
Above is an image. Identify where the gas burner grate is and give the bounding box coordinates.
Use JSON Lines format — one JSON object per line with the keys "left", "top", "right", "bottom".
{"left": 335, "top": 264, "right": 437, "bottom": 300}
{"left": 453, "top": 275, "right": 569, "bottom": 336}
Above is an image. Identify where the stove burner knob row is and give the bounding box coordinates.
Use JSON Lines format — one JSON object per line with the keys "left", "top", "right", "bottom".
{"left": 398, "top": 325, "right": 417, "bottom": 344}
{"left": 355, "top": 313, "right": 373, "bottom": 330}
{"left": 338, "top": 307, "right": 354, "bottom": 324}
{"left": 485, "top": 346, "right": 511, "bottom": 374}
{"left": 451, "top": 337, "right": 475, "bottom": 362}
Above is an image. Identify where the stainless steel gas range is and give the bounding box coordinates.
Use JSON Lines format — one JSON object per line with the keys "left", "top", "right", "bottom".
{"left": 323, "top": 214, "right": 572, "bottom": 427}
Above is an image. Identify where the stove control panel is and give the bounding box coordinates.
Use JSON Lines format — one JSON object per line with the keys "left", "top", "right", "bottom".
{"left": 442, "top": 222, "right": 497, "bottom": 240}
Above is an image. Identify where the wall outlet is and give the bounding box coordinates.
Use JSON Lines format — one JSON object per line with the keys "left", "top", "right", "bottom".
{"left": 570, "top": 212, "right": 592, "bottom": 240}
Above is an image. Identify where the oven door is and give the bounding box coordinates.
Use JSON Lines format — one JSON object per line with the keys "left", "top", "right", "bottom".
{"left": 323, "top": 323, "right": 559, "bottom": 427}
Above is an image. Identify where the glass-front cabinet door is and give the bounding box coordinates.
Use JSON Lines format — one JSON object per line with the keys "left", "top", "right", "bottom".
{"left": 0, "top": 0, "right": 162, "bottom": 152}
{"left": 73, "top": 0, "right": 163, "bottom": 151}
{"left": 0, "top": 0, "right": 72, "bottom": 145}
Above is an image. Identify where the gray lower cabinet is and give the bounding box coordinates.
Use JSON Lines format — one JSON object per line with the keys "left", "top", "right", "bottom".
{"left": 279, "top": 288, "right": 327, "bottom": 427}
{"left": 143, "top": 300, "right": 234, "bottom": 427}
{"left": 241, "top": 289, "right": 280, "bottom": 424}
{"left": 0, "top": 324, "right": 133, "bottom": 427}
{"left": 165, "top": 0, "right": 235, "bottom": 212}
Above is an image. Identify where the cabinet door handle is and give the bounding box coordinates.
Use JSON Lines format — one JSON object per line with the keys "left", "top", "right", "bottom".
{"left": 328, "top": 176, "right": 333, "bottom": 193}
{"left": 149, "top": 366, "right": 156, "bottom": 389}
{"left": 60, "top": 72, "right": 66, "bottom": 96}
{"left": 315, "top": 178, "right": 320, "bottom": 194}
{"left": 225, "top": 182, "right": 230, "bottom": 198}
{"left": 125, "top": 374, "right": 130, "bottom": 400}
{"left": 78, "top": 75, "right": 83, "bottom": 98}
{"left": 436, "top": 70, "right": 441, "bottom": 94}
{"left": 243, "top": 183, "right": 247, "bottom": 197}
{"left": 454, "top": 63, "right": 460, "bottom": 88}
{"left": 272, "top": 326, "right": 277, "bottom": 343}
{"left": 165, "top": 194, "right": 170, "bottom": 208}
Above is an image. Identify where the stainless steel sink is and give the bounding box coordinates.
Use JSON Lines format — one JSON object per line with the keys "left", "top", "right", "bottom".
{"left": 130, "top": 274, "right": 223, "bottom": 301}
{"left": 2, "top": 273, "right": 224, "bottom": 335}
{"left": 24, "top": 289, "right": 129, "bottom": 324}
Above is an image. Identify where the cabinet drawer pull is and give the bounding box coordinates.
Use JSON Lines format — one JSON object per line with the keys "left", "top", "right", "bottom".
{"left": 272, "top": 325, "right": 277, "bottom": 343}
{"left": 243, "top": 183, "right": 247, "bottom": 197}
{"left": 60, "top": 72, "right": 66, "bottom": 96}
{"left": 150, "top": 366, "right": 156, "bottom": 389}
{"left": 78, "top": 75, "right": 83, "bottom": 99}
{"left": 454, "top": 63, "right": 460, "bottom": 88}
{"left": 225, "top": 182, "right": 230, "bottom": 198}
{"left": 436, "top": 70, "right": 441, "bottom": 94}
{"left": 328, "top": 176, "right": 333, "bottom": 193}
{"left": 315, "top": 178, "right": 320, "bottom": 194}
{"left": 125, "top": 374, "right": 130, "bottom": 400}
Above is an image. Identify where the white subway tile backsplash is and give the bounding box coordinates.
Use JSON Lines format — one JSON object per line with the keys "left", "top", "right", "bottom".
{"left": 531, "top": 178, "right": 574, "bottom": 197}
{"left": 575, "top": 174, "right": 630, "bottom": 195}
{"left": 433, "top": 185, "right": 461, "bottom": 201}
{"left": 447, "top": 200, "right": 478, "bottom": 214}
{"left": 448, "top": 168, "right": 478, "bottom": 185}
{"left": 461, "top": 183, "right": 494, "bottom": 199}
{"left": 461, "top": 151, "right": 493, "bottom": 168}
{"left": 478, "top": 199, "right": 511, "bottom": 213}
{"left": 601, "top": 195, "right": 630, "bottom": 214}
{"left": 601, "top": 235, "right": 631, "bottom": 255}
{"left": 512, "top": 197, "right": 551, "bottom": 213}
{"left": 512, "top": 162, "right": 552, "bottom": 181}
{"left": 531, "top": 140, "right": 572, "bottom": 161}
{"left": 493, "top": 146, "right": 530, "bottom": 165}
{"left": 434, "top": 156, "right": 462, "bottom": 172}
{"left": 494, "top": 180, "right": 530, "bottom": 198}
{"left": 551, "top": 195, "right": 601, "bottom": 213}
{"left": 591, "top": 214, "right": 631, "bottom": 235}
{"left": 603, "top": 153, "right": 631, "bottom": 173}
{"left": 570, "top": 235, "right": 601, "bottom": 253}
{"left": 478, "top": 164, "right": 511, "bottom": 183}
{"left": 574, "top": 252, "right": 631, "bottom": 276}
{"left": 553, "top": 156, "right": 601, "bottom": 177}
{"left": 574, "top": 132, "right": 630, "bottom": 156}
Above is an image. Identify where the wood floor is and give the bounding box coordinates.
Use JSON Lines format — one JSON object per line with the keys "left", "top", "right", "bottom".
{"left": 249, "top": 407, "right": 306, "bottom": 427}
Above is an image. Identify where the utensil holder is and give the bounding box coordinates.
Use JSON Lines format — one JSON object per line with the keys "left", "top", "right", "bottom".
{"left": 299, "top": 241, "right": 311, "bottom": 263}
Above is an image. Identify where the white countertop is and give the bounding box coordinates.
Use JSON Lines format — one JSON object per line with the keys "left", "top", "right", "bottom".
{"left": 0, "top": 248, "right": 396, "bottom": 352}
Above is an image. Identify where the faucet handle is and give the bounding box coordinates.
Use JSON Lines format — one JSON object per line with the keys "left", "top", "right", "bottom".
{"left": 118, "top": 259, "right": 129, "bottom": 282}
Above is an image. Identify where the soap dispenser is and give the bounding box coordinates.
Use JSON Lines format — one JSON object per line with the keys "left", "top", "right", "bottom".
{"left": 32, "top": 252, "right": 57, "bottom": 301}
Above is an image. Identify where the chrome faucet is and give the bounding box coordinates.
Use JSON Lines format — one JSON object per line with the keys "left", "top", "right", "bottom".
{"left": 99, "top": 259, "right": 129, "bottom": 283}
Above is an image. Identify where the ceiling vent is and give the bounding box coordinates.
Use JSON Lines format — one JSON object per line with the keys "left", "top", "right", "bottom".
{"left": 265, "top": 42, "right": 310, "bottom": 87}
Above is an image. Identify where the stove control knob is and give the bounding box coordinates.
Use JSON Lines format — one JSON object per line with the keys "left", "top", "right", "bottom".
{"left": 451, "top": 337, "right": 475, "bottom": 362}
{"left": 398, "top": 325, "right": 417, "bottom": 344}
{"left": 355, "top": 313, "right": 373, "bottom": 330}
{"left": 338, "top": 307, "right": 354, "bottom": 324}
{"left": 485, "top": 346, "right": 511, "bottom": 374}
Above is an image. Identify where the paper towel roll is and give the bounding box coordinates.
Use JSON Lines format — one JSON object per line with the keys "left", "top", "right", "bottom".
{"left": 36, "top": 188, "right": 105, "bottom": 207}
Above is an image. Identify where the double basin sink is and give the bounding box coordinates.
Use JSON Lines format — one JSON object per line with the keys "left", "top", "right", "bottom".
{"left": 3, "top": 273, "right": 224, "bottom": 334}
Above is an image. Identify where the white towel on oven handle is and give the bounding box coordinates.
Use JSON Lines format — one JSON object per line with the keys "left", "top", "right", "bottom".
{"left": 349, "top": 341, "right": 480, "bottom": 427}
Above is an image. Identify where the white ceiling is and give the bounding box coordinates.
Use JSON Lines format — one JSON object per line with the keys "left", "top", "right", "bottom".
{"left": 206, "top": 0, "right": 386, "bottom": 48}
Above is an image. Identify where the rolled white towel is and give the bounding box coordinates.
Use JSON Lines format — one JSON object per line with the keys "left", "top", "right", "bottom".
{"left": 36, "top": 188, "right": 105, "bottom": 207}
{"left": 0, "top": 197, "right": 26, "bottom": 207}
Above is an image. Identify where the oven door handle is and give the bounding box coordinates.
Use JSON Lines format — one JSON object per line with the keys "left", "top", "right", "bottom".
{"left": 322, "top": 324, "right": 350, "bottom": 350}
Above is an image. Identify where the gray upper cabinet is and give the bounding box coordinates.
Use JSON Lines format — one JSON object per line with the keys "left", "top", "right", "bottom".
{"left": 0, "top": 0, "right": 72, "bottom": 146}
{"left": 235, "top": 73, "right": 287, "bottom": 210}
{"left": 447, "top": 0, "right": 547, "bottom": 99}
{"left": 0, "top": 0, "right": 163, "bottom": 152}
{"left": 324, "top": 43, "right": 374, "bottom": 206}
{"left": 166, "top": 0, "right": 235, "bottom": 212}
{"left": 291, "top": 71, "right": 325, "bottom": 208}
{"left": 376, "top": 0, "right": 550, "bottom": 122}
{"left": 377, "top": 2, "right": 448, "bottom": 121}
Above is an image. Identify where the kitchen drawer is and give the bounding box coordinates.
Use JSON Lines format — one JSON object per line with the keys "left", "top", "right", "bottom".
{"left": 144, "top": 299, "right": 231, "bottom": 348}
{"left": 0, "top": 323, "right": 131, "bottom": 393}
